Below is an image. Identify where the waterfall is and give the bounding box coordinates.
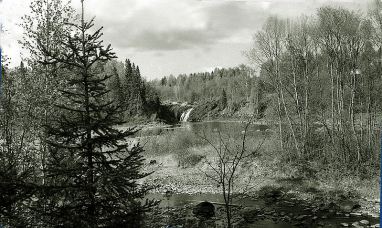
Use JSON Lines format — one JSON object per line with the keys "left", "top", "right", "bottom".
{"left": 180, "top": 108, "right": 193, "bottom": 122}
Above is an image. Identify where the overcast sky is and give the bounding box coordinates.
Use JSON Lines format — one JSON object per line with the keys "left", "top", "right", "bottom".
{"left": 0, "top": 0, "right": 369, "bottom": 80}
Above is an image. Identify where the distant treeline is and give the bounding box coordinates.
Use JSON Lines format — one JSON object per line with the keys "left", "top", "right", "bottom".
{"left": 149, "top": 65, "right": 266, "bottom": 114}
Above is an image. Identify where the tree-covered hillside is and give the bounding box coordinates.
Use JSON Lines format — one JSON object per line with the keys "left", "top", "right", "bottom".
{"left": 149, "top": 65, "right": 267, "bottom": 118}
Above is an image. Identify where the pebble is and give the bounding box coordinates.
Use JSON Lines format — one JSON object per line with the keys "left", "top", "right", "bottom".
{"left": 340, "top": 223, "right": 349, "bottom": 227}
{"left": 359, "top": 220, "right": 369, "bottom": 225}
{"left": 351, "top": 221, "right": 358, "bottom": 226}
{"left": 370, "top": 224, "right": 380, "bottom": 228}
{"left": 351, "top": 222, "right": 363, "bottom": 228}
{"left": 283, "top": 216, "right": 291, "bottom": 222}
{"left": 296, "top": 215, "right": 308, "bottom": 220}
{"left": 350, "top": 212, "right": 362, "bottom": 216}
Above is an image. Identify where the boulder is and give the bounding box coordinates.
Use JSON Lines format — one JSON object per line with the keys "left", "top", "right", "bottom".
{"left": 240, "top": 207, "right": 262, "bottom": 223}
{"left": 192, "top": 201, "right": 215, "bottom": 219}
{"left": 339, "top": 201, "right": 361, "bottom": 213}
{"left": 265, "top": 189, "right": 283, "bottom": 199}
{"left": 149, "top": 160, "right": 157, "bottom": 165}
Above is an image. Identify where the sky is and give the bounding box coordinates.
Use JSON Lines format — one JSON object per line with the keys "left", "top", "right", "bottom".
{"left": 0, "top": 0, "right": 370, "bottom": 80}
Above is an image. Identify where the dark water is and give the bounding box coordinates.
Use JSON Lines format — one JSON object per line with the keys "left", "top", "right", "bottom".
{"left": 138, "top": 121, "right": 271, "bottom": 138}
{"left": 146, "top": 193, "right": 379, "bottom": 228}
{"left": 146, "top": 193, "right": 295, "bottom": 228}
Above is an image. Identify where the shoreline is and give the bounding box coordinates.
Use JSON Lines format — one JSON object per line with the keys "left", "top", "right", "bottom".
{"left": 142, "top": 154, "right": 380, "bottom": 219}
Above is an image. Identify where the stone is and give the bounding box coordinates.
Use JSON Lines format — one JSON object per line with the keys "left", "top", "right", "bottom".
{"left": 296, "top": 215, "right": 309, "bottom": 221}
{"left": 264, "top": 209, "right": 275, "bottom": 215}
{"left": 192, "top": 201, "right": 215, "bottom": 219}
{"left": 240, "top": 207, "right": 261, "bottom": 223}
{"left": 340, "top": 223, "right": 349, "bottom": 227}
{"left": 350, "top": 212, "right": 362, "bottom": 216}
{"left": 340, "top": 201, "right": 361, "bottom": 213}
{"left": 198, "top": 219, "right": 216, "bottom": 228}
{"left": 359, "top": 220, "right": 369, "bottom": 225}
{"left": 265, "top": 189, "right": 283, "bottom": 199}
{"left": 149, "top": 159, "right": 157, "bottom": 165}
{"left": 351, "top": 222, "right": 362, "bottom": 228}
{"left": 283, "top": 216, "right": 291, "bottom": 222}
{"left": 328, "top": 202, "right": 338, "bottom": 209}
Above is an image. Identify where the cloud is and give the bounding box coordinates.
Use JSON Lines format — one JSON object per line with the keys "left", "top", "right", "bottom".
{"left": 93, "top": 1, "right": 268, "bottom": 52}
{"left": 0, "top": 0, "right": 371, "bottom": 75}
{"left": 124, "top": 28, "right": 219, "bottom": 50}
{"left": 67, "top": 0, "right": 369, "bottom": 54}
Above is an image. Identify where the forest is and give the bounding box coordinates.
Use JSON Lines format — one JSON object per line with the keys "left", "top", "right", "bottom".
{"left": 0, "top": 0, "right": 381, "bottom": 227}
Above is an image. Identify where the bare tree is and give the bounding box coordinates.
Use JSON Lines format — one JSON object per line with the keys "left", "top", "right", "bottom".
{"left": 199, "top": 119, "right": 263, "bottom": 228}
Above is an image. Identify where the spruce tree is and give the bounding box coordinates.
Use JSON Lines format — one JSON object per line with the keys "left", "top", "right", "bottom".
{"left": 124, "top": 59, "right": 134, "bottom": 116}
{"left": 136, "top": 66, "right": 146, "bottom": 109}
{"left": 124, "top": 60, "right": 146, "bottom": 116}
{"left": 38, "top": 1, "right": 156, "bottom": 227}
{"left": 110, "top": 66, "right": 124, "bottom": 109}
{"left": 220, "top": 89, "right": 227, "bottom": 110}
{"left": 134, "top": 65, "right": 144, "bottom": 114}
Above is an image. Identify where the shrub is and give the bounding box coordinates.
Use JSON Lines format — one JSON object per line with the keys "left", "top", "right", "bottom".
{"left": 177, "top": 153, "right": 206, "bottom": 168}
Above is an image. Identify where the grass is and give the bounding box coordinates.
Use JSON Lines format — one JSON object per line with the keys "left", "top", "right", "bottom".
{"left": 142, "top": 129, "right": 207, "bottom": 168}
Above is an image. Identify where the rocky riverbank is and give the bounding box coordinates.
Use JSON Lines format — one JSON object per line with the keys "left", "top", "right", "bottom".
{"left": 141, "top": 154, "right": 380, "bottom": 227}
{"left": 144, "top": 188, "right": 380, "bottom": 228}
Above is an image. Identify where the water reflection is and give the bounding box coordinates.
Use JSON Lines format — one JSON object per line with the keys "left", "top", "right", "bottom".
{"left": 138, "top": 121, "right": 271, "bottom": 138}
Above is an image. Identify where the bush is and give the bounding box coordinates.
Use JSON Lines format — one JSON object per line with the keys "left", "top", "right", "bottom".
{"left": 177, "top": 153, "right": 206, "bottom": 168}
{"left": 144, "top": 130, "right": 205, "bottom": 156}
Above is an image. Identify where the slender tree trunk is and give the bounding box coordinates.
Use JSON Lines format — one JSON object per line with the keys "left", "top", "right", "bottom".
{"left": 330, "top": 61, "right": 335, "bottom": 140}
{"left": 350, "top": 69, "right": 361, "bottom": 161}
{"left": 279, "top": 80, "right": 300, "bottom": 157}
{"left": 276, "top": 94, "right": 284, "bottom": 152}
{"left": 81, "top": 1, "right": 95, "bottom": 226}
{"left": 303, "top": 49, "right": 309, "bottom": 155}
{"left": 291, "top": 55, "right": 303, "bottom": 136}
